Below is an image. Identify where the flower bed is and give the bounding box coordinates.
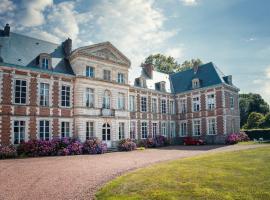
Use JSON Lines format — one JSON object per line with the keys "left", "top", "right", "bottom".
{"left": 118, "top": 139, "right": 137, "bottom": 151}
{"left": 226, "top": 132, "right": 250, "bottom": 145}
{"left": 0, "top": 145, "right": 17, "bottom": 159}
{"left": 138, "top": 135, "right": 170, "bottom": 148}
{"left": 82, "top": 138, "right": 107, "bottom": 154}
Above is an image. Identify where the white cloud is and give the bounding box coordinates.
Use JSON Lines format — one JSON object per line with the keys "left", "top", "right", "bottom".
{"left": 180, "top": 0, "right": 198, "bottom": 6}
{"left": 164, "top": 47, "right": 184, "bottom": 60}
{"left": 266, "top": 67, "right": 270, "bottom": 79}
{"left": 253, "top": 79, "right": 263, "bottom": 84}
{"left": 0, "top": 0, "right": 16, "bottom": 14}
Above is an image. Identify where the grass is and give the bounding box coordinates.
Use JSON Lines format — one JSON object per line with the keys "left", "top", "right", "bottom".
{"left": 96, "top": 146, "right": 270, "bottom": 200}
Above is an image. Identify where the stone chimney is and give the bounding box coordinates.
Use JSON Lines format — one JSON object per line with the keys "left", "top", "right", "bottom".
{"left": 3, "top": 24, "right": 10, "bottom": 36}
{"left": 224, "top": 75, "right": 232, "bottom": 85}
{"left": 143, "top": 63, "right": 154, "bottom": 78}
{"left": 63, "top": 38, "right": 72, "bottom": 57}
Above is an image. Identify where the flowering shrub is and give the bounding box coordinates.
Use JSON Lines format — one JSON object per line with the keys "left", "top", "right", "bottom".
{"left": 226, "top": 132, "right": 250, "bottom": 145}
{"left": 238, "top": 131, "right": 250, "bottom": 142}
{"left": 82, "top": 138, "right": 107, "bottom": 154}
{"left": 0, "top": 145, "right": 17, "bottom": 159}
{"left": 139, "top": 135, "right": 170, "bottom": 148}
{"left": 118, "top": 139, "right": 137, "bottom": 151}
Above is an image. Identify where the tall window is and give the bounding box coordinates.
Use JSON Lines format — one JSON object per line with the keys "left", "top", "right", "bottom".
{"left": 141, "top": 96, "right": 147, "bottom": 112}
{"left": 192, "top": 96, "right": 200, "bottom": 112}
{"left": 39, "top": 120, "right": 50, "bottom": 140}
{"left": 169, "top": 100, "right": 175, "bottom": 114}
{"left": 129, "top": 95, "right": 135, "bottom": 111}
{"left": 230, "top": 94, "right": 234, "bottom": 109}
{"left": 208, "top": 118, "right": 216, "bottom": 135}
{"left": 193, "top": 120, "right": 201, "bottom": 136}
{"left": 118, "top": 93, "right": 125, "bottom": 110}
{"left": 161, "top": 122, "right": 167, "bottom": 136}
{"left": 152, "top": 122, "right": 157, "bottom": 137}
{"left": 207, "top": 94, "right": 215, "bottom": 110}
{"left": 130, "top": 121, "right": 136, "bottom": 139}
{"left": 103, "top": 70, "right": 111, "bottom": 81}
{"left": 13, "top": 120, "right": 25, "bottom": 144}
{"left": 61, "top": 85, "right": 70, "bottom": 107}
{"left": 161, "top": 99, "right": 166, "bottom": 114}
{"left": 179, "top": 99, "right": 187, "bottom": 114}
{"left": 86, "top": 121, "right": 94, "bottom": 139}
{"left": 117, "top": 73, "right": 124, "bottom": 84}
{"left": 141, "top": 122, "right": 148, "bottom": 139}
{"left": 86, "top": 66, "right": 95, "bottom": 78}
{"left": 119, "top": 122, "right": 125, "bottom": 140}
{"left": 86, "top": 88, "right": 94, "bottom": 108}
{"left": 40, "top": 83, "right": 49, "bottom": 106}
{"left": 152, "top": 98, "right": 157, "bottom": 113}
{"left": 180, "top": 122, "right": 187, "bottom": 137}
{"left": 41, "top": 58, "right": 49, "bottom": 69}
{"left": 61, "top": 122, "right": 70, "bottom": 138}
{"left": 14, "top": 79, "right": 27, "bottom": 104}
{"left": 170, "top": 122, "right": 175, "bottom": 137}
{"left": 103, "top": 90, "right": 110, "bottom": 109}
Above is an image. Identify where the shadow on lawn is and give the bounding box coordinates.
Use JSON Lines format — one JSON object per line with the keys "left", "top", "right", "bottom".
{"left": 156, "top": 145, "right": 226, "bottom": 151}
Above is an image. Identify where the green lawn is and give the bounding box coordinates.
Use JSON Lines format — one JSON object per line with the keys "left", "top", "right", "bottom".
{"left": 96, "top": 146, "right": 270, "bottom": 200}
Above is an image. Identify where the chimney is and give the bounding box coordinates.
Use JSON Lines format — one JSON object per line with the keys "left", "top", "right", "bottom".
{"left": 63, "top": 38, "right": 72, "bottom": 57}
{"left": 3, "top": 24, "right": 10, "bottom": 36}
{"left": 143, "top": 63, "right": 154, "bottom": 78}
{"left": 0, "top": 45, "right": 3, "bottom": 62}
{"left": 224, "top": 75, "right": 232, "bottom": 85}
{"left": 193, "top": 64, "right": 199, "bottom": 74}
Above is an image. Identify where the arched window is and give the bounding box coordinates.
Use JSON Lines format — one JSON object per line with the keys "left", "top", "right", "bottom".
{"left": 103, "top": 90, "right": 111, "bottom": 109}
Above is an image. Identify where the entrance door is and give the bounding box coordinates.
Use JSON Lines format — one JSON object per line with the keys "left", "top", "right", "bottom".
{"left": 102, "top": 123, "right": 111, "bottom": 148}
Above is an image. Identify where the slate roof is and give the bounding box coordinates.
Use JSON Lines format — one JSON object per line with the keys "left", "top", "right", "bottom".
{"left": 0, "top": 31, "right": 74, "bottom": 75}
{"left": 170, "top": 62, "right": 229, "bottom": 94}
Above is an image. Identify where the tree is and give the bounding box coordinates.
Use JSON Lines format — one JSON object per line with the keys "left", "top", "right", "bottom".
{"left": 244, "top": 112, "right": 264, "bottom": 129}
{"left": 262, "top": 113, "right": 270, "bottom": 128}
{"left": 239, "top": 93, "right": 269, "bottom": 127}
{"left": 142, "top": 54, "right": 203, "bottom": 74}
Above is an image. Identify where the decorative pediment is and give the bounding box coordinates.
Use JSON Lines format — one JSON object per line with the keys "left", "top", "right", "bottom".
{"left": 71, "top": 42, "right": 131, "bottom": 67}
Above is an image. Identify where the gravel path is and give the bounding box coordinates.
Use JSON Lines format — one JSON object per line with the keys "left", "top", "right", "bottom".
{"left": 0, "top": 144, "right": 268, "bottom": 200}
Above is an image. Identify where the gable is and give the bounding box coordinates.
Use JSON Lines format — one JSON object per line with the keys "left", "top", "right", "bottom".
{"left": 71, "top": 42, "right": 131, "bottom": 67}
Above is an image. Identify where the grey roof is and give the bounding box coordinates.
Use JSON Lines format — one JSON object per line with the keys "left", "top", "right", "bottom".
{"left": 170, "top": 62, "right": 229, "bottom": 94}
{"left": 0, "top": 31, "right": 74, "bottom": 75}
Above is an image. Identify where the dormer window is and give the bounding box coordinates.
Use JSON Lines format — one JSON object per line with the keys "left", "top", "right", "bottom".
{"left": 155, "top": 81, "right": 166, "bottom": 92}
{"left": 38, "top": 53, "right": 51, "bottom": 70}
{"left": 135, "top": 77, "right": 147, "bottom": 88}
{"left": 192, "top": 78, "right": 200, "bottom": 89}
{"left": 42, "top": 58, "right": 49, "bottom": 69}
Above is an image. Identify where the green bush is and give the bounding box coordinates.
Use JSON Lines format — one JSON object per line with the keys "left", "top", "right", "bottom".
{"left": 244, "top": 129, "right": 270, "bottom": 140}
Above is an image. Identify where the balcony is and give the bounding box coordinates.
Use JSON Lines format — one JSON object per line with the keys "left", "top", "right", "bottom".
{"left": 101, "top": 108, "right": 115, "bottom": 117}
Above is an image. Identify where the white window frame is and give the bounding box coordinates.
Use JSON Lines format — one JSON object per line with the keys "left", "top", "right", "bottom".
{"left": 103, "top": 69, "right": 111, "bottom": 81}
{"left": 61, "top": 84, "right": 71, "bottom": 107}
{"left": 117, "top": 73, "right": 124, "bottom": 84}
{"left": 118, "top": 93, "right": 125, "bottom": 110}
{"left": 179, "top": 98, "right": 187, "bottom": 114}
{"left": 61, "top": 121, "right": 70, "bottom": 138}
{"left": 207, "top": 93, "right": 215, "bottom": 110}
{"left": 161, "top": 99, "right": 167, "bottom": 114}
{"left": 169, "top": 121, "right": 175, "bottom": 137}
{"left": 103, "top": 90, "right": 111, "bottom": 109}
{"left": 169, "top": 100, "right": 175, "bottom": 114}
{"left": 119, "top": 122, "right": 125, "bottom": 140}
{"left": 86, "top": 66, "right": 95, "bottom": 78}
{"left": 193, "top": 119, "right": 201, "bottom": 136}
{"left": 39, "top": 82, "right": 50, "bottom": 107}
{"left": 86, "top": 121, "right": 94, "bottom": 139}
{"left": 192, "top": 96, "right": 200, "bottom": 112}
{"left": 13, "top": 120, "right": 26, "bottom": 144}
{"left": 230, "top": 94, "right": 235, "bottom": 110}
{"left": 130, "top": 121, "right": 137, "bottom": 140}
{"left": 161, "top": 122, "right": 167, "bottom": 136}
{"left": 141, "top": 121, "right": 148, "bottom": 139}
{"left": 207, "top": 117, "right": 217, "bottom": 135}
{"left": 14, "top": 79, "right": 28, "bottom": 105}
{"left": 152, "top": 122, "right": 158, "bottom": 138}
{"left": 41, "top": 58, "right": 49, "bottom": 69}
{"left": 152, "top": 98, "right": 158, "bottom": 113}
{"left": 129, "top": 95, "right": 135, "bottom": 112}
{"left": 180, "top": 121, "right": 187, "bottom": 137}
{"left": 38, "top": 119, "right": 51, "bottom": 140}
{"left": 85, "top": 88, "right": 94, "bottom": 108}
{"left": 141, "top": 96, "right": 147, "bottom": 112}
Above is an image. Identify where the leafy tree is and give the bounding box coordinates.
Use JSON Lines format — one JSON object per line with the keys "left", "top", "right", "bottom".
{"left": 239, "top": 93, "right": 269, "bottom": 127}
{"left": 142, "top": 54, "right": 203, "bottom": 74}
{"left": 262, "top": 113, "right": 270, "bottom": 128}
{"left": 244, "top": 112, "right": 264, "bottom": 129}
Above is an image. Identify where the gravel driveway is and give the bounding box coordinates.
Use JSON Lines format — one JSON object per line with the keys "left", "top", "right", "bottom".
{"left": 0, "top": 144, "right": 268, "bottom": 200}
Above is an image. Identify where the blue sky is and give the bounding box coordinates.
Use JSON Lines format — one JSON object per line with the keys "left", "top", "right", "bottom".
{"left": 1, "top": 0, "right": 270, "bottom": 102}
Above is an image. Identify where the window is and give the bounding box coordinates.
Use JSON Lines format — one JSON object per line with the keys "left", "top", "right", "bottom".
{"left": 141, "top": 122, "right": 148, "bottom": 139}
{"left": 193, "top": 120, "right": 201, "bottom": 136}
{"left": 61, "top": 122, "right": 70, "bottom": 138}
{"left": 118, "top": 93, "right": 125, "bottom": 110}
{"left": 103, "top": 70, "right": 111, "bottom": 81}
{"left": 141, "top": 96, "right": 147, "bottom": 112}
{"left": 180, "top": 122, "right": 187, "bottom": 137}
{"left": 161, "top": 99, "right": 166, "bottom": 114}
{"left": 152, "top": 122, "right": 157, "bottom": 137}
{"left": 41, "top": 58, "right": 49, "bottom": 69}
{"left": 161, "top": 122, "right": 167, "bottom": 136}
{"left": 61, "top": 85, "right": 70, "bottom": 107}
{"left": 13, "top": 120, "right": 25, "bottom": 144}
{"left": 192, "top": 79, "right": 200, "bottom": 89}
{"left": 40, "top": 83, "right": 49, "bottom": 106}
{"left": 192, "top": 96, "right": 200, "bottom": 112}
{"left": 130, "top": 121, "right": 136, "bottom": 139}
{"left": 86, "top": 66, "right": 95, "bottom": 78}
{"left": 170, "top": 122, "right": 175, "bottom": 137}
{"left": 230, "top": 94, "right": 234, "bottom": 109}
{"left": 14, "top": 79, "right": 27, "bottom": 104}
{"left": 208, "top": 118, "right": 216, "bottom": 135}
{"left": 207, "top": 94, "right": 215, "bottom": 110}
{"left": 152, "top": 98, "right": 157, "bottom": 113}
{"left": 117, "top": 73, "right": 124, "bottom": 84}
{"left": 169, "top": 100, "right": 175, "bottom": 114}
{"left": 119, "top": 122, "right": 125, "bottom": 140}
{"left": 129, "top": 95, "right": 135, "bottom": 111}
{"left": 39, "top": 120, "right": 50, "bottom": 140}
{"left": 86, "top": 88, "right": 94, "bottom": 108}
{"left": 86, "top": 121, "right": 94, "bottom": 139}
{"left": 103, "top": 90, "right": 111, "bottom": 109}
{"left": 179, "top": 99, "right": 187, "bottom": 114}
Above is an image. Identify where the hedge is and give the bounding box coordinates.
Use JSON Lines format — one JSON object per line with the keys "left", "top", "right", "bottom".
{"left": 243, "top": 129, "right": 270, "bottom": 140}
